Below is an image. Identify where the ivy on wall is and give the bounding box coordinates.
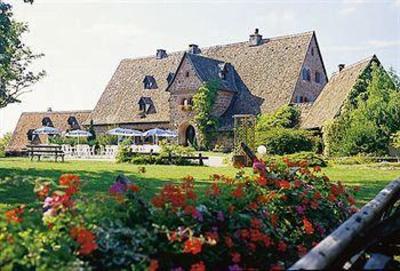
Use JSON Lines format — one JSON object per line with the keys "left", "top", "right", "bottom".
{"left": 323, "top": 63, "right": 400, "bottom": 156}
{"left": 192, "top": 80, "right": 219, "bottom": 149}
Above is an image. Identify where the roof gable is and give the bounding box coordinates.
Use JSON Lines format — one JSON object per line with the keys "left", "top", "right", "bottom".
{"left": 301, "top": 55, "right": 378, "bottom": 129}
{"left": 7, "top": 110, "right": 91, "bottom": 152}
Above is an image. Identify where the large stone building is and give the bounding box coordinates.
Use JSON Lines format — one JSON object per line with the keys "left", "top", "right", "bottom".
{"left": 86, "top": 29, "right": 327, "bottom": 148}
{"left": 6, "top": 29, "right": 380, "bottom": 153}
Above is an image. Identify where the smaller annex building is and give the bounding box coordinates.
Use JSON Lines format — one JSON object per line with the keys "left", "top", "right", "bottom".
{"left": 7, "top": 110, "right": 91, "bottom": 154}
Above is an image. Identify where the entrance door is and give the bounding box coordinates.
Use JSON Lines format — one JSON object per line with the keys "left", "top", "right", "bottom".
{"left": 185, "top": 125, "right": 196, "bottom": 146}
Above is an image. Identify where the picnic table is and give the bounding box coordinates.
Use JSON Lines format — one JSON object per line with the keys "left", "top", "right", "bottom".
{"left": 26, "top": 145, "right": 65, "bottom": 162}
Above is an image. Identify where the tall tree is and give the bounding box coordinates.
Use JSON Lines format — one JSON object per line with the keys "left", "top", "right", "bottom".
{"left": 0, "top": 1, "right": 45, "bottom": 109}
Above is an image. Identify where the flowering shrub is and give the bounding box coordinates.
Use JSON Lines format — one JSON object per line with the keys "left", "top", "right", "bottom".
{"left": 0, "top": 159, "right": 358, "bottom": 270}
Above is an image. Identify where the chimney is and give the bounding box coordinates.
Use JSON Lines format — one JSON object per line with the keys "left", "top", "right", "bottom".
{"left": 188, "top": 44, "right": 201, "bottom": 54}
{"left": 249, "top": 28, "right": 263, "bottom": 46}
{"left": 156, "top": 49, "right": 167, "bottom": 59}
{"left": 338, "top": 64, "right": 345, "bottom": 72}
{"left": 47, "top": 107, "right": 52, "bottom": 112}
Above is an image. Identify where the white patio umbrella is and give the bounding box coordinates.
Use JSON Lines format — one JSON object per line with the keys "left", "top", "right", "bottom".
{"left": 106, "top": 127, "right": 143, "bottom": 136}
{"left": 143, "top": 128, "right": 175, "bottom": 144}
{"left": 65, "top": 129, "right": 92, "bottom": 145}
{"left": 106, "top": 127, "right": 143, "bottom": 145}
{"left": 33, "top": 126, "right": 61, "bottom": 144}
{"left": 33, "top": 126, "right": 61, "bottom": 135}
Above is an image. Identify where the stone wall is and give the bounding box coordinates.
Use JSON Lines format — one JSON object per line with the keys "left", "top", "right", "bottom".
{"left": 210, "top": 131, "right": 234, "bottom": 152}
{"left": 292, "top": 36, "right": 327, "bottom": 103}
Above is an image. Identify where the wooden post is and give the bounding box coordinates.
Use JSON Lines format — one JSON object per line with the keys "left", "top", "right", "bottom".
{"left": 199, "top": 153, "right": 204, "bottom": 166}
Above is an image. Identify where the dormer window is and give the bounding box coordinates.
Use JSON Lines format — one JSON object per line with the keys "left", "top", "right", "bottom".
{"left": 167, "top": 72, "right": 175, "bottom": 84}
{"left": 42, "top": 117, "right": 54, "bottom": 127}
{"left": 311, "top": 47, "right": 314, "bottom": 56}
{"left": 138, "top": 97, "right": 155, "bottom": 114}
{"left": 218, "top": 63, "right": 228, "bottom": 80}
{"left": 67, "top": 116, "right": 80, "bottom": 130}
{"left": 143, "top": 75, "right": 157, "bottom": 89}
{"left": 302, "top": 68, "right": 311, "bottom": 81}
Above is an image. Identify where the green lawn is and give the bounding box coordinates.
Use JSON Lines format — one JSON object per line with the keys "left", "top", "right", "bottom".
{"left": 1, "top": 158, "right": 399, "bottom": 209}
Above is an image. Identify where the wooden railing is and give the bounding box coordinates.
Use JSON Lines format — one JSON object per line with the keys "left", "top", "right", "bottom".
{"left": 289, "top": 179, "right": 400, "bottom": 270}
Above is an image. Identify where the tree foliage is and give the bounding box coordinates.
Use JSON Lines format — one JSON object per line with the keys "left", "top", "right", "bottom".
{"left": 0, "top": 2, "right": 45, "bottom": 109}
{"left": 192, "top": 80, "right": 219, "bottom": 149}
{"left": 255, "top": 105, "right": 317, "bottom": 155}
{"left": 256, "top": 105, "right": 300, "bottom": 130}
{"left": 324, "top": 63, "right": 400, "bottom": 156}
{"left": 0, "top": 132, "right": 11, "bottom": 157}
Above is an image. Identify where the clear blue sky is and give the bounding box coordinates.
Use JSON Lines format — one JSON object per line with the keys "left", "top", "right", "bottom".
{"left": 1, "top": 0, "right": 399, "bottom": 134}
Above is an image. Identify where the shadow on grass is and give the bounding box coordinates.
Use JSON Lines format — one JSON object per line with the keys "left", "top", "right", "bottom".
{"left": 0, "top": 167, "right": 210, "bottom": 207}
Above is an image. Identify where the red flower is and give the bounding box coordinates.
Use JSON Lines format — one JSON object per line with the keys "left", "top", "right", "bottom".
{"left": 256, "top": 176, "right": 267, "bottom": 186}
{"left": 278, "top": 180, "right": 291, "bottom": 189}
{"left": 313, "top": 165, "right": 321, "bottom": 172}
{"left": 250, "top": 218, "right": 262, "bottom": 229}
{"left": 5, "top": 206, "right": 24, "bottom": 224}
{"left": 310, "top": 200, "right": 319, "bottom": 209}
{"left": 59, "top": 174, "right": 78, "bottom": 185}
{"left": 183, "top": 238, "right": 202, "bottom": 255}
{"left": 225, "top": 236, "right": 234, "bottom": 248}
{"left": 149, "top": 259, "right": 159, "bottom": 271}
{"left": 231, "top": 185, "right": 244, "bottom": 198}
{"left": 303, "top": 218, "right": 314, "bottom": 235}
{"left": 231, "top": 252, "right": 241, "bottom": 263}
{"left": 151, "top": 196, "right": 165, "bottom": 208}
{"left": 37, "top": 185, "right": 50, "bottom": 199}
{"left": 70, "top": 227, "right": 97, "bottom": 255}
{"left": 127, "top": 184, "right": 140, "bottom": 192}
{"left": 270, "top": 263, "right": 285, "bottom": 271}
{"left": 190, "top": 261, "right": 206, "bottom": 271}
{"left": 207, "top": 182, "right": 221, "bottom": 197}
{"left": 347, "top": 196, "right": 356, "bottom": 206}
{"left": 277, "top": 241, "right": 287, "bottom": 252}
{"left": 297, "top": 244, "right": 308, "bottom": 257}
{"left": 270, "top": 214, "right": 279, "bottom": 227}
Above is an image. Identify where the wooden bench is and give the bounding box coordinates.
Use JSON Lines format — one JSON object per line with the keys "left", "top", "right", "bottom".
{"left": 26, "top": 145, "right": 65, "bottom": 162}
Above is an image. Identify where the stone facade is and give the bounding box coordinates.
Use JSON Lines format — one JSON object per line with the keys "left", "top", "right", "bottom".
{"left": 292, "top": 36, "right": 327, "bottom": 103}
{"left": 168, "top": 55, "right": 235, "bottom": 146}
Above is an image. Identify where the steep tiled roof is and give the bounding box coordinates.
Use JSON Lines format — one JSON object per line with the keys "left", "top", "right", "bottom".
{"left": 185, "top": 53, "right": 238, "bottom": 92}
{"left": 87, "top": 31, "right": 315, "bottom": 126}
{"left": 301, "top": 56, "right": 376, "bottom": 129}
{"left": 7, "top": 110, "right": 91, "bottom": 152}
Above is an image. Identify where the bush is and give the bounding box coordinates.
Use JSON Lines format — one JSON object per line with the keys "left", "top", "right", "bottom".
{"left": 256, "top": 105, "right": 300, "bottom": 130}
{"left": 116, "top": 142, "right": 197, "bottom": 165}
{"left": 261, "top": 152, "right": 327, "bottom": 167}
{"left": 0, "top": 133, "right": 12, "bottom": 157}
{"left": 328, "top": 155, "right": 374, "bottom": 165}
{"left": 256, "top": 128, "right": 316, "bottom": 155}
{"left": 1, "top": 159, "right": 358, "bottom": 270}
{"left": 391, "top": 131, "right": 400, "bottom": 149}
